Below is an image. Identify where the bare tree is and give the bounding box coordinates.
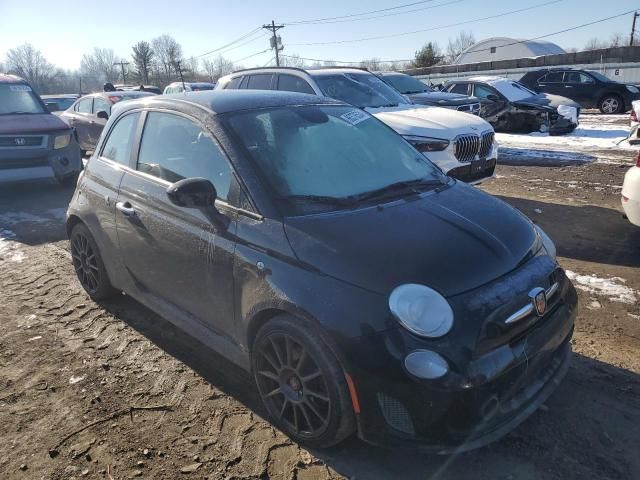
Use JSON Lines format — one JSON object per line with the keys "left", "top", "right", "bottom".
{"left": 584, "top": 38, "right": 607, "bottom": 50}
{"left": 445, "top": 31, "right": 475, "bottom": 64}
{"left": 132, "top": 41, "right": 154, "bottom": 84}
{"left": 80, "top": 47, "right": 119, "bottom": 89}
{"left": 5, "top": 43, "right": 56, "bottom": 92}
{"left": 152, "top": 35, "right": 184, "bottom": 84}
{"left": 281, "top": 54, "right": 306, "bottom": 68}
{"left": 184, "top": 57, "right": 200, "bottom": 79}
{"left": 609, "top": 32, "right": 625, "bottom": 47}
{"left": 202, "top": 55, "right": 234, "bottom": 83}
{"left": 359, "top": 58, "right": 381, "bottom": 70}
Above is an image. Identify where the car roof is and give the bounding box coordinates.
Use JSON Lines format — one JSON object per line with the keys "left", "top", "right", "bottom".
{"left": 117, "top": 90, "right": 345, "bottom": 116}
{"left": 167, "top": 81, "right": 215, "bottom": 87}
{"left": 94, "top": 91, "right": 156, "bottom": 98}
{"left": 373, "top": 71, "right": 405, "bottom": 76}
{"left": 228, "top": 66, "right": 370, "bottom": 77}
{"left": 41, "top": 94, "right": 79, "bottom": 98}
{"left": 0, "top": 73, "right": 28, "bottom": 84}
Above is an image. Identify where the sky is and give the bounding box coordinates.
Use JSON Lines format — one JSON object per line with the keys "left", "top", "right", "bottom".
{"left": 0, "top": 0, "right": 638, "bottom": 71}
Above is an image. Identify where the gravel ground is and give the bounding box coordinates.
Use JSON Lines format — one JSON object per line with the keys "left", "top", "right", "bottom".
{"left": 0, "top": 115, "right": 638, "bottom": 480}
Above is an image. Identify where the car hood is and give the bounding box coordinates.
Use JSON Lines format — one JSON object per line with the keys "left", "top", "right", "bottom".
{"left": 0, "top": 113, "right": 70, "bottom": 135}
{"left": 513, "top": 93, "right": 581, "bottom": 110}
{"left": 284, "top": 182, "right": 539, "bottom": 297}
{"left": 408, "top": 91, "right": 477, "bottom": 106}
{"left": 366, "top": 104, "right": 492, "bottom": 138}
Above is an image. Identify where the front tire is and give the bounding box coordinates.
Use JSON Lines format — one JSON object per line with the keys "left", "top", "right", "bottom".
{"left": 252, "top": 315, "right": 356, "bottom": 448}
{"left": 599, "top": 94, "right": 623, "bottom": 114}
{"left": 69, "top": 223, "right": 117, "bottom": 300}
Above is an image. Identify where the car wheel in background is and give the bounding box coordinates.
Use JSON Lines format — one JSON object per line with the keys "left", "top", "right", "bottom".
{"left": 70, "top": 223, "right": 117, "bottom": 300}
{"left": 599, "top": 95, "right": 623, "bottom": 114}
{"left": 252, "top": 315, "right": 356, "bottom": 448}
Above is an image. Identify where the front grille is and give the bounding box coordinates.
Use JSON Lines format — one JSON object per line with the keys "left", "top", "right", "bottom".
{"left": 0, "top": 135, "right": 46, "bottom": 148}
{"left": 377, "top": 392, "right": 415, "bottom": 435}
{"left": 479, "top": 131, "right": 494, "bottom": 158}
{"left": 447, "top": 158, "right": 496, "bottom": 183}
{"left": 454, "top": 134, "right": 480, "bottom": 162}
{"left": 454, "top": 131, "right": 494, "bottom": 162}
{"left": 0, "top": 157, "right": 50, "bottom": 170}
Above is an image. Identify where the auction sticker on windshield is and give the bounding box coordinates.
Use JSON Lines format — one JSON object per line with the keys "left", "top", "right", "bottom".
{"left": 9, "top": 85, "right": 32, "bottom": 92}
{"left": 341, "top": 109, "right": 370, "bottom": 126}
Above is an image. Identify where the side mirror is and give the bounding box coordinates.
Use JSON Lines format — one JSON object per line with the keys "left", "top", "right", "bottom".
{"left": 97, "top": 110, "right": 109, "bottom": 120}
{"left": 166, "top": 178, "right": 230, "bottom": 230}
{"left": 167, "top": 177, "right": 217, "bottom": 208}
{"left": 486, "top": 94, "right": 500, "bottom": 102}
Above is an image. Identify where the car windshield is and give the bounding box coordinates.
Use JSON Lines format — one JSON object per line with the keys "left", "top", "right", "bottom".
{"left": 312, "top": 72, "right": 408, "bottom": 108}
{"left": 224, "top": 104, "right": 442, "bottom": 212}
{"left": 489, "top": 79, "right": 537, "bottom": 101}
{"left": 0, "top": 84, "right": 45, "bottom": 114}
{"left": 44, "top": 97, "right": 76, "bottom": 111}
{"left": 383, "top": 74, "right": 433, "bottom": 94}
{"left": 585, "top": 70, "right": 612, "bottom": 83}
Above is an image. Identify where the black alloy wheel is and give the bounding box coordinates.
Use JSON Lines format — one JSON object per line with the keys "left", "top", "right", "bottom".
{"left": 70, "top": 223, "right": 116, "bottom": 300}
{"left": 252, "top": 316, "right": 355, "bottom": 448}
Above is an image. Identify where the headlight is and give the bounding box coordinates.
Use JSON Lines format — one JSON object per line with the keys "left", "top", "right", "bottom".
{"left": 626, "top": 85, "right": 639, "bottom": 94}
{"left": 404, "top": 135, "right": 450, "bottom": 152}
{"left": 389, "top": 284, "right": 453, "bottom": 338}
{"left": 535, "top": 224, "right": 556, "bottom": 261}
{"left": 54, "top": 133, "right": 71, "bottom": 150}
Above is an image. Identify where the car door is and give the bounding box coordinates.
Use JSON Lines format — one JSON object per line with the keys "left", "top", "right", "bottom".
{"left": 536, "top": 71, "right": 564, "bottom": 96}
{"left": 243, "top": 73, "right": 275, "bottom": 91}
{"left": 78, "top": 111, "right": 142, "bottom": 287}
{"left": 88, "top": 96, "right": 111, "bottom": 149}
{"left": 563, "top": 72, "right": 594, "bottom": 106}
{"left": 71, "top": 97, "right": 94, "bottom": 150}
{"left": 472, "top": 83, "right": 508, "bottom": 119}
{"left": 115, "top": 110, "right": 238, "bottom": 339}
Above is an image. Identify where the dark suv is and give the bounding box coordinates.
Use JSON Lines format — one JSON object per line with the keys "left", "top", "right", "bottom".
{"left": 520, "top": 68, "right": 640, "bottom": 114}
{"left": 0, "top": 74, "right": 81, "bottom": 186}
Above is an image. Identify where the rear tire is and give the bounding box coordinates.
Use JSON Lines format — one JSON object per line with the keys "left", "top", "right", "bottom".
{"left": 599, "top": 94, "right": 624, "bottom": 114}
{"left": 252, "top": 315, "right": 356, "bottom": 448}
{"left": 69, "top": 223, "right": 117, "bottom": 300}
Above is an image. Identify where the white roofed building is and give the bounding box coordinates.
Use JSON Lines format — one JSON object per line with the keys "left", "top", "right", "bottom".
{"left": 455, "top": 37, "right": 566, "bottom": 65}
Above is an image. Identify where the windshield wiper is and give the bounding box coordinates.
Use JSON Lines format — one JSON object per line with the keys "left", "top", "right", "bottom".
{"left": 349, "top": 178, "right": 445, "bottom": 203}
{"left": 278, "top": 194, "right": 356, "bottom": 207}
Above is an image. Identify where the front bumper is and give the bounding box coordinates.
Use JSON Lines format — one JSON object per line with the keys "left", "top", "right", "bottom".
{"left": 0, "top": 131, "right": 81, "bottom": 183}
{"left": 342, "top": 270, "right": 577, "bottom": 453}
{"left": 427, "top": 142, "right": 498, "bottom": 185}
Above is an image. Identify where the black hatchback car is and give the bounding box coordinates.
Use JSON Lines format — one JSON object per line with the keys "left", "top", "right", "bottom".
{"left": 374, "top": 71, "right": 481, "bottom": 115}
{"left": 67, "top": 90, "right": 577, "bottom": 452}
{"left": 520, "top": 68, "right": 640, "bottom": 114}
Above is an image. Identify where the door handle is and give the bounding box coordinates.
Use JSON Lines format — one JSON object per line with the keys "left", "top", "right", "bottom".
{"left": 116, "top": 201, "right": 136, "bottom": 217}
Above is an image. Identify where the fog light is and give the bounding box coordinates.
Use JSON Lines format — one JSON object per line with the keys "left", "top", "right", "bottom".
{"left": 404, "top": 350, "right": 449, "bottom": 379}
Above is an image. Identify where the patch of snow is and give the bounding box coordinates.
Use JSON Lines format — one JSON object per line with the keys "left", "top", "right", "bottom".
{"left": 0, "top": 228, "right": 25, "bottom": 263}
{"left": 27, "top": 336, "right": 42, "bottom": 342}
{"left": 534, "top": 208, "right": 543, "bottom": 214}
{"left": 627, "top": 313, "right": 640, "bottom": 320}
{"left": 566, "top": 270, "right": 637, "bottom": 304}
{"left": 587, "top": 299, "right": 602, "bottom": 310}
{"left": 69, "top": 375, "right": 86, "bottom": 385}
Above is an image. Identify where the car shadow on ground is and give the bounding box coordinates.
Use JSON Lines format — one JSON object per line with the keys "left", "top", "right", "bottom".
{"left": 497, "top": 195, "right": 640, "bottom": 268}
{"left": 0, "top": 178, "right": 73, "bottom": 245}
{"left": 99, "top": 295, "right": 640, "bottom": 480}
{"left": 498, "top": 148, "right": 597, "bottom": 166}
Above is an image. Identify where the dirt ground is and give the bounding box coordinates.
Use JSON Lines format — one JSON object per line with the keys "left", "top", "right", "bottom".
{"left": 1, "top": 116, "right": 639, "bottom": 479}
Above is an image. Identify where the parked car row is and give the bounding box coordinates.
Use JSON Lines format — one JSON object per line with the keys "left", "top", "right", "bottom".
{"left": 216, "top": 67, "right": 499, "bottom": 184}
{"left": 67, "top": 89, "right": 577, "bottom": 453}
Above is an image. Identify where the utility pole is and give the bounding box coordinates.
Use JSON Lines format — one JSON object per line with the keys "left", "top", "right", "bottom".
{"left": 631, "top": 11, "right": 639, "bottom": 46}
{"left": 263, "top": 20, "right": 284, "bottom": 66}
{"left": 113, "top": 61, "right": 130, "bottom": 85}
{"left": 176, "top": 61, "right": 186, "bottom": 92}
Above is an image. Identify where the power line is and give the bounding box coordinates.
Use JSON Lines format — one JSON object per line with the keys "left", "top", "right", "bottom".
{"left": 196, "top": 27, "right": 263, "bottom": 58}
{"left": 280, "top": 9, "right": 639, "bottom": 65}
{"left": 287, "top": 0, "right": 564, "bottom": 46}
{"left": 231, "top": 49, "right": 271, "bottom": 64}
{"left": 283, "top": 0, "right": 442, "bottom": 25}
{"left": 286, "top": 0, "right": 466, "bottom": 25}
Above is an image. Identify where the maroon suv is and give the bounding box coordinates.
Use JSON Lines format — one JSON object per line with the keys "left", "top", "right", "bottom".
{"left": 0, "top": 74, "right": 81, "bottom": 186}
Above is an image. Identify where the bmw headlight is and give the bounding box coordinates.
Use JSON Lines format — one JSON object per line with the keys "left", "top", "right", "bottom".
{"left": 535, "top": 224, "right": 556, "bottom": 261}
{"left": 404, "top": 135, "right": 450, "bottom": 152}
{"left": 626, "top": 85, "right": 639, "bottom": 94}
{"left": 54, "top": 133, "right": 72, "bottom": 150}
{"left": 389, "top": 284, "right": 453, "bottom": 338}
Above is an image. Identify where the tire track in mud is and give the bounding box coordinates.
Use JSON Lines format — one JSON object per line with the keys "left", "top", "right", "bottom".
{"left": 0, "top": 242, "right": 342, "bottom": 479}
